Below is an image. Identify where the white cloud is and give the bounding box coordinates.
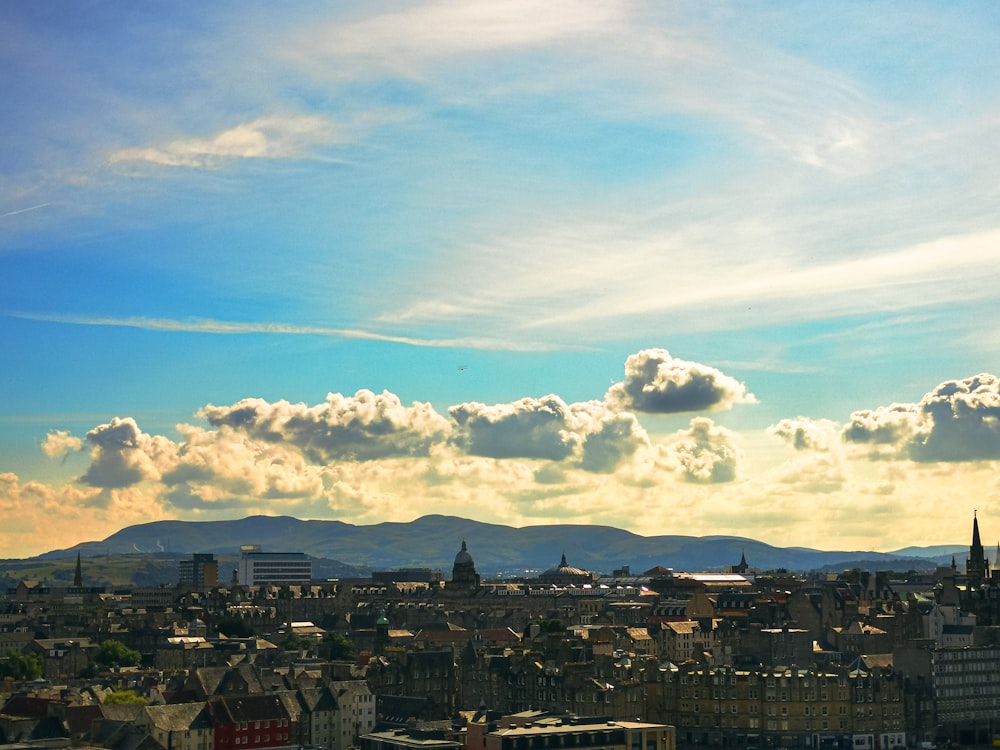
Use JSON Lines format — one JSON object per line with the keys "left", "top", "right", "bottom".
{"left": 657, "top": 417, "right": 743, "bottom": 484}
{"left": 769, "top": 418, "right": 840, "bottom": 452}
{"left": 80, "top": 417, "right": 176, "bottom": 489}
{"left": 450, "top": 395, "right": 584, "bottom": 462}
{"left": 41, "top": 429, "right": 84, "bottom": 460}
{"left": 449, "top": 395, "right": 648, "bottom": 472}
{"left": 108, "top": 114, "right": 341, "bottom": 169}
{"left": 161, "top": 425, "right": 325, "bottom": 507}
{"left": 393, "top": 222, "right": 1000, "bottom": 342}
{"left": 200, "top": 389, "right": 452, "bottom": 462}
{"left": 288, "top": 0, "right": 622, "bottom": 75}
{"left": 844, "top": 373, "right": 1000, "bottom": 462}
{"left": 0, "top": 472, "right": 165, "bottom": 558}
{"left": 8, "top": 312, "right": 569, "bottom": 352}
{"left": 606, "top": 348, "right": 756, "bottom": 414}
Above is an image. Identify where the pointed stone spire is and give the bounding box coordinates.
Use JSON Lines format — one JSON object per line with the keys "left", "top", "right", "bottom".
{"left": 74, "top": 551, "right": 83, "bottom": 587}
{"left": 968, "top": 510, "right": 988, "bottom": 585}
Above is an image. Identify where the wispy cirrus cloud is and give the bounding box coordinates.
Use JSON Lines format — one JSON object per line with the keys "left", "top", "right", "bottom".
{"left": 107, "top": 114, "right": 344, "bottom": 169}
{"left": 6, "top": 311, "right": 576, "bottom": 352}
{"left": 2, "top": 202, "right": 51, "bottom": 218}
{"left": 384, "top": 218, "right": 1000, "bottom": 341}
{"left": 287, "top": 0, "right": 624, "bottom": 73}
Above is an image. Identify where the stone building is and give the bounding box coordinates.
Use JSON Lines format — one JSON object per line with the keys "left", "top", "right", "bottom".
{"left": 446, "top": 541, "right": 480, "bottom": 593}
{"left": 643, "top": 661, "right": 906, "bottom": 749}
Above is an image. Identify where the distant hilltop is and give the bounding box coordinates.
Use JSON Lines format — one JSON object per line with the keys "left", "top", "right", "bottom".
{"left": 27, "top": 514, "right": 963, "bottom": 576}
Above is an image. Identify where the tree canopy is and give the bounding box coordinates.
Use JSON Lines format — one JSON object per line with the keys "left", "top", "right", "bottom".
{"left": 281, "top": 631, "right": 313, "bottom": 653}
{"left": 104, "top": 689, "right": 149, "bottom": 705}
{"left": 0, "top": 648, "right": 42, "bottom": 680}
{"left": 322, "top": 632, "right": 355, "bottom": 660}
{"left": 95, "top": 639, "right": 142, "bottom": 668}
{"left": 215, "top": 616, "right": 256, "bottom": 638}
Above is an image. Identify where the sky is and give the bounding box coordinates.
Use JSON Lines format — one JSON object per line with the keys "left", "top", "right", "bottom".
{"left": 2, "top": 1, "right": 1000, "bottom": 560}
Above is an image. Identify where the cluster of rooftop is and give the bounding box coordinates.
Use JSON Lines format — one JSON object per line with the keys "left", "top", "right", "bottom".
{"left": 3, "top": 517, "right": 1000, "bottom": 749}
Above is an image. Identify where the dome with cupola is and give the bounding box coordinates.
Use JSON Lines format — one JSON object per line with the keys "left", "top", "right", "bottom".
{"left": 537, "top": 553, "right": 596, "bottom": 585}
{"left": 447, "top": 540, "right": 480, "bottom": 591}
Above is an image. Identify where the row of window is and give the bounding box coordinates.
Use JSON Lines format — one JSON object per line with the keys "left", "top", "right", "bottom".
{"left": 232, "top": 734, "right": 289, "bottom": 744}
{"left": 681, "top": 674, "right": 849, "bottom": 687}
{"left": 236, "top": 719, "right": 289, "bottom": 730}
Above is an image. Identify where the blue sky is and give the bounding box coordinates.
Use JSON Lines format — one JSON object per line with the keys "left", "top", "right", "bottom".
{"left": 2, "top": 1, "right": 1000, "bottom": 558}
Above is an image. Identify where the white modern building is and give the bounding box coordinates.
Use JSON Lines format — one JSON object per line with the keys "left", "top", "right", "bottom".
{"left": 237, "top": 545, "right": 312, "bottom": 586}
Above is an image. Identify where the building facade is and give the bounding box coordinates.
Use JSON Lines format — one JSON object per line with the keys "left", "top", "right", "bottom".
{"left": 238, "top": 546, "right": 312, "bottom": 586}
{"left": 180, "top": 553, "right": 220, "bottom": 591}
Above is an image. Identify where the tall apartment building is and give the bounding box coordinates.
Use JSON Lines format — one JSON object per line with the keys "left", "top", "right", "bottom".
{"left": 895, "top": 640, "right": 1000, "bottom": 745}
{"left": 238, "top": 545, "right": 312, "bottom": 586}
{"left": 179, "top": 553, "right": 219, "bottom": 590}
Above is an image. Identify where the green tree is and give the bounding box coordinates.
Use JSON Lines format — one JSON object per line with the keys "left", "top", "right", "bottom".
{"left": 215, "top": 616, "right": 256, "bottom": 638}
{"left": 95, "top": 639, "right": 141, "bottom": 668}
{"left": 537, "top": 619, "right": 566, "bottom": 634}
{"left": 104, "top": 689, "right": 149, "bottom": 705}
{"left": 281, "top": 631, "right": 312, "bottom": 652}
{"left": 321, "top": 632, "right": 355, "bottom": 660}
{"left": 0, "top": 648, "right": 43, "bottom": 680}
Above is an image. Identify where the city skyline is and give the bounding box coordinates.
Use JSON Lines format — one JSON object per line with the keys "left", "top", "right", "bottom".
{"left": 2, "top": 2, "right": 1000, "bottom": 557}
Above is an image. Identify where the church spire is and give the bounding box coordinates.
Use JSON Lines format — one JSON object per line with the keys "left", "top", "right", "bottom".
{"left": 73, "top": 551, "right": 83, "bottom": 588}
{"left": 737, "top": 549, "right": 749, "bottom": 574}
{"left": 967, "top": 510, "right": 988, "bottom": 586}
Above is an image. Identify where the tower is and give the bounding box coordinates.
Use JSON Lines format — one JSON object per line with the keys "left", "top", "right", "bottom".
{"left": 736, "top": 549, "right": 749, "bottom": 575}
{"left": 966, "top": 510, "right": 989, "bottom": 587}
{"left": 73, "top": 552, "right": 83, "bottom": 588}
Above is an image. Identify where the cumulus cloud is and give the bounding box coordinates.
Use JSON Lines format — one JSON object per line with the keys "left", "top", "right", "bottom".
{"left": 450, "top": 395, "right": 578, "bottom": 460}
{"left": 842, "top": 374, "right": 1000, "bottom": 462}
{"left": 80, "top": 417, "right": 176, "bottom": 489}
{"left": 911, "top": 374, "right": 1000, "bottom": 462}
{"left": 31, "top": 371, "right": 1000, "bottom": 560}
{"left": 605, "top": 348, "right": 756, "bottom": 414}
{"left": 842, "top": 403, "right": 922, "bottom": 455}
{"left": 579, "top": 411, "right": 649, "bottom": 473}
{"left": 160, "top": 425, "right": 325, "bottom": 507}
{"left": 42, "top": 429, "right": 84, "bottom": 459}
{"left": 0, "top": 472, "right": 158, "bottom": 557}
{"left": 769, "top": 417, "right": 840, "bottom": 452}
{"left": 108, "top": 114, "right": 341, "bottom": 169}
{"left": 449, "top": 395, "right": 648, "bottom": 471}
{"left": 200, "top": 389, "right": 452, "bottom": 462}
{"left": 658, "top": 417, "right": 742, "bottom": 483}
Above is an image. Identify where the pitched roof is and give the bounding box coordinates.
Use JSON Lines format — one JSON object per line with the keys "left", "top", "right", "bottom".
{"left": 212, "top": 694, "right": 290, "bottom": 724}
{"left": 145, "top": 703, "right": 213, "bottom": 732}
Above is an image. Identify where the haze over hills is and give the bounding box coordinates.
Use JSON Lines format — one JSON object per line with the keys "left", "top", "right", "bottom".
{"left": 29, "top": 515, "right": 965, "bottom": 577}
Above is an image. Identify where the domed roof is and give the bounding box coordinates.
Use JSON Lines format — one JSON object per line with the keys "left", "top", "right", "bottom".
{"left": 541, "top": 553, "right": 590, "bottom": 578}
{"left": 454, "top": 540, "right": 474, "bottom": 565}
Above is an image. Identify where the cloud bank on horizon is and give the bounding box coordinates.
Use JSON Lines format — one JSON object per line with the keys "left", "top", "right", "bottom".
{"left": 7, "top": 353, "right": 1000, "bottom": 560}
{"left": 2, "top": 2, "right": 1000, "bottom": 558}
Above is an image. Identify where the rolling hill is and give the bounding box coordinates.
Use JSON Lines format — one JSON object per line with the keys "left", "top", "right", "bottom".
{"left": 26, "top": 514, "right": 964, "bottom": 578}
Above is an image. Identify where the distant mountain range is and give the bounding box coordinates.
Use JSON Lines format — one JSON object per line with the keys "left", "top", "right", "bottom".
{"left": 32, "top": 515, "right": 966, "bottom": 576}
